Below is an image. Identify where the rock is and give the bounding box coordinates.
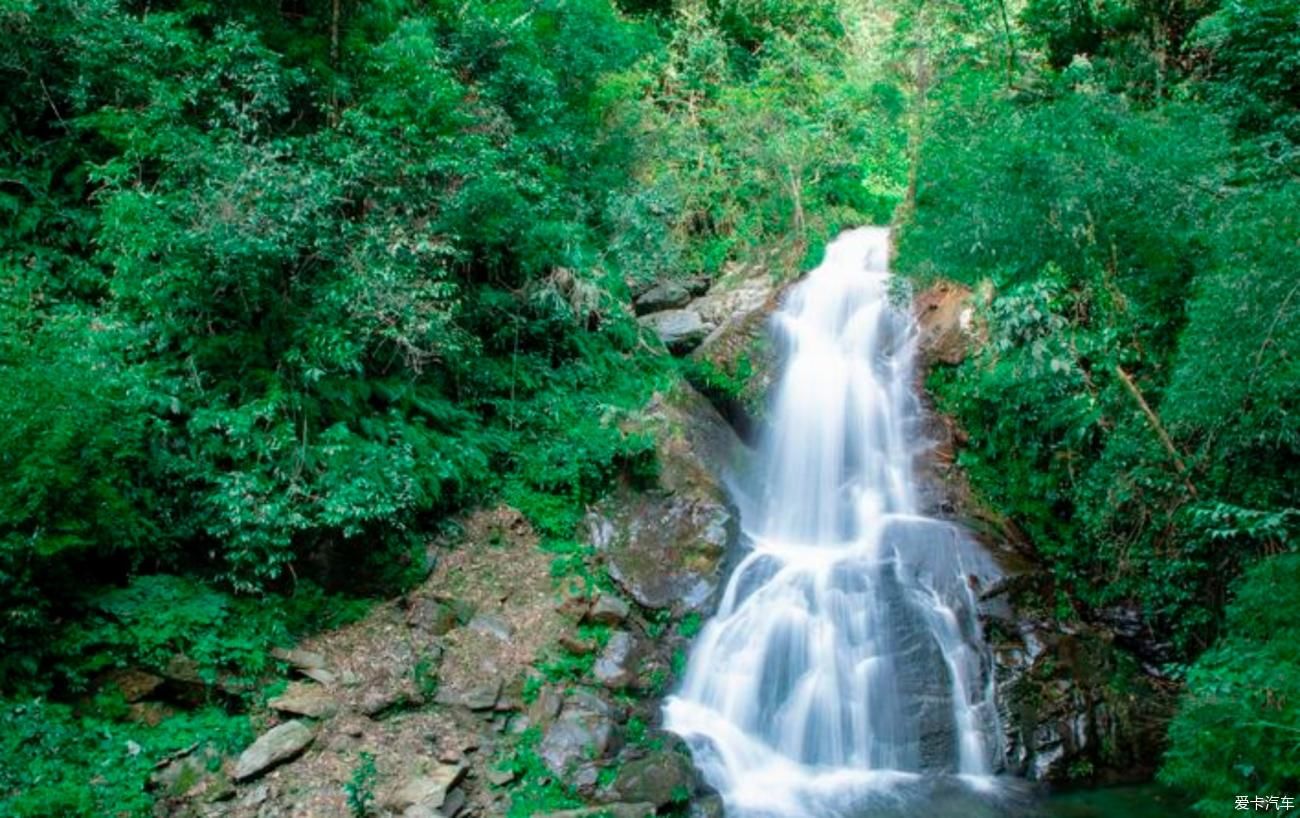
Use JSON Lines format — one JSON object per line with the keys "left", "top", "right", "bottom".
{"left": 486, "top": 766, "right": 516, "bottom": 786}
{"left": 639, "top": 309, "right": 711, "bottom": 354}
{"left": 595, "top": 493, "right": 731, "bottom": 611}
{"left": 586, "top": 594, "right": 631, "bottom": 625}
{"left": 268, "top": 681, "right": 338, "bottom": 718}
{"left": 360, "top": 687, "right": 414, "bottom": 717}
{"left": 406, "top": 598, "right": 459, "bottom": 635}
{"left": 526, "top": 684, "right": 564, "bottom": 727}
{"left": 690, "top": 794, "right": 726, "bottom": 818}
{"left": 232, "top": 720, "right": 315, "bottom": 781}
{"left": 435, "top": 679, "right": 501, "bottom": 711}
{"left": 301, "top": 667, "right": 338, "bottom": 686}
{"left": 559, "top": 633, "right": 597, "bottom": 655}
{"left": 270, "top": 648, "right": 327, "bottom": 670}
{"left": 589, "top": 384, "right": 740, "bottom": 613}
{"left": 914, "top": 280, "right": 984, "bottom": 365}
{"left": 439, "top": 786, "right": 467, "bottom": 817}
{"left": 539, "top": 694, "right": 622, "bottom": 776}
{"left": 468, "top": 613, "right": 514, "bottom": 641}
{"left": 634, "top": 281, "right": 693, "bottom": 314}
{"left": 593, "top": 631, "right": 639, "bottom": 689}
{"left": 382, "top": 764, "right": 465, "bottom": 812}
{"left": 538, "top": 804, "right": 657, "bottom": 818}
{"left": 606, "top": 748, "right": 699, "bottom": 808}
{"left": 106, "top": 668, "right": 164, "bottom": 703}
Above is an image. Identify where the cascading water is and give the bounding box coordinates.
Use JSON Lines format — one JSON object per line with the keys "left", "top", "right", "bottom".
{"left": 664, "top": 227, "right": 1003, "bottom": 817}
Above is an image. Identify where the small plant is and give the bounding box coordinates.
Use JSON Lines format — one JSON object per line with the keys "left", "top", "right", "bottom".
{"left": 345, "top": 752, "right": 378, "bottom": 818}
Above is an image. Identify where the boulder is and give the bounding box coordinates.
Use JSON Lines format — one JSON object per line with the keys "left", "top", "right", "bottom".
{"left": 593, "top": 631, "right": 639, "bottom": 689}
{"left": 538, "top": 693, "right": 622, "bottom": 776}
{"left": 268, "top": 681, "right": 338, "bottom": 719}
{"left": 634, "top": 281, "right": 693, "bottom": 314}
{"left": 589, "top": 384, "right": 740, "bottom": 614}
{"left": 232, "top": 720, "right": 315, "bottom": 781}
{"left": 605, "top": 748, "right": 699, "bottom": 808}
{"left": 639, "top": 309, "right": 711, "bottom": 354}
{"left": 914, "top": 280, "right": 984, "bottom": 366}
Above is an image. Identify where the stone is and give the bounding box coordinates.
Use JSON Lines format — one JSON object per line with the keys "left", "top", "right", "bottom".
{"left": 435, "top": 679, "right": 501, "bottom": 711}
{"left": 270, "top": 648, "right": 328, "bottom": 670}
{"left": 538, "top": 697, "right": 622, "bottom": 776}
{"left": 232, "top": 720, "right": 315, "bottom": 781}
{"left": 107, "top": 668, "right": 164, "bottom": 703}
{"left": 634, "top": 281, "right": 693, "bottom": 315}
{"left": 690, "top": 794, "right": 726, "bottom": 818}
{"left": 585, "top": 594, "right": 631, "bottom": 625}
{"left": 597, "top": 492, "right": 731, "bottom": 611}
{"left": 639, "top": 309, "right": 711, "bottom": 354}
{"left": 301, "top": 667, "right": 338, "bottom": 686}
{"left": 468, "top": 613, "right": 514, "bottom": 641}
{"left": 360, "top": 687, "right": 412, "bottom": 717}
{"left": 406, "top": 598, "right": 459, "bottom": 635}
{"left": 526, "top": 684, "right": 564, "bottom": 728}
{"left": 439, "top": 786, "right": 467, "bottom": 817}
{"left": 593, "top": 631, "right": 638, "bottom": 689}
{"left": 606, "top": 749, "right": 699, "bottom": 808}
{"left": 538, "top": 804, "right": 657, "bottom": 818}
{"left": 486, "top": 767, "right": 516, "bottom": 786}
{"left": 914, "top": 280, "right": 982, "bottom": 365}
{"left": 268, "top": 681, "right": 338, "bottom": 718}
{"left": 382, "top": 764, "right": 465, "bottom": 812}
{"left": 559, "top": 633, "right": 597, "bottom": 655}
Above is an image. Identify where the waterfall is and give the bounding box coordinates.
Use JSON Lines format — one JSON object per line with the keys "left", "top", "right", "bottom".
{"left": 664, "top": 227, "right": 1002, "bottom": 817}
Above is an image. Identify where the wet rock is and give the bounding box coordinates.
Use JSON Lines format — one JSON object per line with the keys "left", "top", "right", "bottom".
{"left": 605, "top": 748, "right": 699, "bottom": 808}
{"left": 634, "top": 281, "right": 693, "bottom": 315}
{"left": 593, "top": 631, "right": 639, "bottom": 689}
{"left": 586, "top": 594, "right": 631, "bottom": 625}
{"left": 381, "top": 764, "right": 465, "bottom": 812}
{"left": 268, "top": 681, "right": 338, "bottom": 719}
{"left": 439, "top": 786, "right": 467, "bottom": 817}
{"left": 639, "top": 309, "right": 711, "bottom": 354}
{"left": 690, "top": 794, "right": 726, "bottom": 818}
{"left": 232, "top": 720, "right": 314, "bottom": 781}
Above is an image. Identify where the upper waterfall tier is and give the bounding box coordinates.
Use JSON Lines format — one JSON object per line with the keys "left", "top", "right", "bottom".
{"left": 665, "top": 227, "right": 1002, "bottom": 818}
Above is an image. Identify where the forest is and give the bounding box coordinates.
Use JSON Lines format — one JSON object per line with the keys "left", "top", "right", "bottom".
{"left": 1, "top": 0, "right": 1296, "bottom": 816}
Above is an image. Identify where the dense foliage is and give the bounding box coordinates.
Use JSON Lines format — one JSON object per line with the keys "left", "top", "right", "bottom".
{"left": 0, "top": 0, "right": 903, "bottom": 813}
{"left": 2, "top": 0, "right": 1295, "bottom": 812}
{"left": 893, "top": 0, "right": 1298, "bottom": 808}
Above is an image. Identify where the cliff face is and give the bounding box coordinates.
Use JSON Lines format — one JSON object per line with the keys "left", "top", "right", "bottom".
{"left": 913, "top": 280, "right": 1176, "bottom": 787}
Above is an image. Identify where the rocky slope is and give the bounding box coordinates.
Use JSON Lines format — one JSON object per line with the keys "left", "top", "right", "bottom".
{"left": 913, "top": 280, "right": 1176, "bottom": 786}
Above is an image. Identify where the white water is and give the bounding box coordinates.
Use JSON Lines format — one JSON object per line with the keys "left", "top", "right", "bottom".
{"left": 664, "top": 228, "right": 1002, "bottom": 817}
